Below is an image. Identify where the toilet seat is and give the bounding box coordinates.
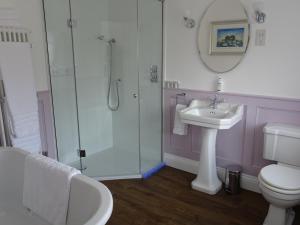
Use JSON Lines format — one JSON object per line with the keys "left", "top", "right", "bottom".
{"left": 259, "top": 164, "right": 300, "bottom": 195}
{"left": 259, "top": 176, "right": 300, "bottom": 197}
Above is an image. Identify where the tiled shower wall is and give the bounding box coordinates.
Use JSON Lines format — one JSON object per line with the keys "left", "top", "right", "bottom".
{"left": 164, "top": 88, "right": 300, "bottom": 176}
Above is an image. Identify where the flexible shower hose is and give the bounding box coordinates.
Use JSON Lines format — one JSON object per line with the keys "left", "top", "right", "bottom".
{"left": 106, "top": 41, "right": 119, "bottom": 111}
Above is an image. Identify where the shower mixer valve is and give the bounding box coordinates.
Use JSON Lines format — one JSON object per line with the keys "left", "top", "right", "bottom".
{"left": 150, "top": 65, "right": 159, "bottom": 83}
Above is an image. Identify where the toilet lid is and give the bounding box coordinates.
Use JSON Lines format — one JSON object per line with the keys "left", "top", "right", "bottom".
{"left": 260, "top": 165, "right": 300, "bottom": 191}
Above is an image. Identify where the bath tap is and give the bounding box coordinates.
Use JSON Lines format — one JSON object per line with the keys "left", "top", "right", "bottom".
{"left": 210, "top": 94, "right": 223, "bottom": 109}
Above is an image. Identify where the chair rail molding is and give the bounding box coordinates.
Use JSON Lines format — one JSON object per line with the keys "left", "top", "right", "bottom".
{"left": 163, "top": 88, "right": 300, "bottom": 177}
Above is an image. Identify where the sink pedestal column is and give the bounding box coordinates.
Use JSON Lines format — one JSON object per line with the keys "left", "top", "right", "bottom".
{"left": 191, "top": 127, "right": 222, "bottom": 195}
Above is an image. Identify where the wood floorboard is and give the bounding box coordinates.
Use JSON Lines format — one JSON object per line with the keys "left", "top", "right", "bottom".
{"left": 102, "top": 167, "right": 300, "bottom": 225}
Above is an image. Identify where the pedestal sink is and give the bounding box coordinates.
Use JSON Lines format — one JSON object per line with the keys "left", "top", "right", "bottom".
{"left": 179, "top": 99, "right": 244, "bottom": 195}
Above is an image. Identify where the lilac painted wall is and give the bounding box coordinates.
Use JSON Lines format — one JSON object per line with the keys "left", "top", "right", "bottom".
{"left": 37, "top": 91, "right": 57, "bottom": 159}
{"left": 163, "top": 88, "right": 300, "bottom": 176}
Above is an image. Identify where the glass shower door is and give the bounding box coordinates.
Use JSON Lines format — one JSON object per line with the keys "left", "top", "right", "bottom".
{"left": 139, "top": 0, "right": 163, "bottom": 174}
{"left": 43, "top": 0, "right": 80, "bottom": 165}
{"left": 69, "top": 0, "right": 140, "bottom": 177}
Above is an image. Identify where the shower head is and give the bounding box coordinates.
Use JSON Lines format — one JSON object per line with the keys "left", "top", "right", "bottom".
{"left": 97, "top": 35, "right": 116, "bottom": 44}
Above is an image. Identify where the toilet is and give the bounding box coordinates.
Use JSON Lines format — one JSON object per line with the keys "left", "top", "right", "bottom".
{"left": 259, "top": 123, "right": 300, "bottom": 225}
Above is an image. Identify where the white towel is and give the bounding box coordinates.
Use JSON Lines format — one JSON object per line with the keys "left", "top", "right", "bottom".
{"left": 11, "top": 112, "right": 40, "bottom": 138}
{"left": 11, "top": 133, "right": 41, "bottom": 153}
{"left": 173, "top": 104, "right": 188, "bottom": 135}
{"left": 23, "top": 154, "right": 80, "bottom": 225}
{"left": 0, "top": 42, "right": 41, "bottom": 153}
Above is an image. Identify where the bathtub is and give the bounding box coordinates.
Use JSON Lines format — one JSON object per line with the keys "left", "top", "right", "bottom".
{"left": 0, "top": 147, "right": 113, "bottom": 225}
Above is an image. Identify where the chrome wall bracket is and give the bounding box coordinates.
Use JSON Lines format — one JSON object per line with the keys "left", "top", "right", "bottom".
{"left": 67, "top": 19, "right": 77, "bottom": 28}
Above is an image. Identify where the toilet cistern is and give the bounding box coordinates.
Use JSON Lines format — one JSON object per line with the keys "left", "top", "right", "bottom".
{"left": 259, "top": 123, "right": 300, "bottom": 225}
{"left": 179, "top": 99, "right": 244, "bottom": 194}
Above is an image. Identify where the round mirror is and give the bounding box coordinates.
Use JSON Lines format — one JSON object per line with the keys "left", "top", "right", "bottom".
{"left": 198, "top": 0, "right": 250, "bottom": 73}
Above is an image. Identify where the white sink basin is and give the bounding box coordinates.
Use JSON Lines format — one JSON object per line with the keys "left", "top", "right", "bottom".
{"left": 178, "top": 99, "right": 244, "bottom": 195}
{"left": 180, "top": 99, "right": 243, "bottom": 129}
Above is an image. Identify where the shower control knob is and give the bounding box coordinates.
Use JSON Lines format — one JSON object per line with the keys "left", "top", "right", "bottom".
{"left": 150, "top": 65, "right": 159, "bottom": 83}
{"left": 133, "top": 93, "right": 138, "bottom": 98}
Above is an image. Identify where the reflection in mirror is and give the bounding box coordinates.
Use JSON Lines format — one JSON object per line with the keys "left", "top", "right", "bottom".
{"left": 198, "top": 0, "right": 250, "bottom": 73}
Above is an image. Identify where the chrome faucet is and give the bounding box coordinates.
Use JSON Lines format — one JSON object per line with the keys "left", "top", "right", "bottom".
{"left": 210, "top": 94, "right": 223, "bottom": 109}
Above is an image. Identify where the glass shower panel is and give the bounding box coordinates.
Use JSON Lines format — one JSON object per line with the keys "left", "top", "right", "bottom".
{"left": 139, "top": 0, "right": 163, "bottom": 174}
{"left": 69, "top": 0, "right": 140, "bottom": 177}
{"left": 43, "top": 0, "right": 80, "bottom": 164}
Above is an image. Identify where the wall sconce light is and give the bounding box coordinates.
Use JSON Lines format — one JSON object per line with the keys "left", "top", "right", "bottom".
{"left": 183, "top": 17, "right": 195, "bottom": 29}
{"left": 253, "top": 1, "right": 266, "bottom": 24}
{"left": 255, "top": 10, "right": 266, "bottom": 23}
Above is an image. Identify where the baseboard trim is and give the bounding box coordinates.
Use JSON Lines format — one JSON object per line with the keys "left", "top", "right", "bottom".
{"left": 163, "top": 153, "right": 261, "bottom": 194}
{"left": 95, "top": 174, "right": 142, "bottom": 181}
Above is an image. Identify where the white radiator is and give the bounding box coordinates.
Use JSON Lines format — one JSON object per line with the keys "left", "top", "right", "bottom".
{"left": 0, "top": 26, "right": 30, "bottom": 43}
{"left": 0, "top": 26, "right": 31, "bottom": 147}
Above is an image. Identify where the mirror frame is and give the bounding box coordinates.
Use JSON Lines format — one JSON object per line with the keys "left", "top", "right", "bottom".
{"left": 197, "top": 0, "right": 251, "bottom": 73}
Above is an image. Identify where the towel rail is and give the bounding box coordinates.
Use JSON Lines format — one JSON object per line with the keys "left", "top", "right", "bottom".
{"left": 0, "top": 80, "right": 13, "bottom": 147}
{"left": 176, "top": 93, "right": 187, "bottom": 105}
{"left": 0, "top": 99, "right": 6, "bottom": 147}
{"left": 0, "top": 80, "right": 8, "bottom": 147}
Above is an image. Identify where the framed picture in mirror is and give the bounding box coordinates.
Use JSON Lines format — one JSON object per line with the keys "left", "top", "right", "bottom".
{"left": 209, "top": 20, "right": 249, "bottom": 55}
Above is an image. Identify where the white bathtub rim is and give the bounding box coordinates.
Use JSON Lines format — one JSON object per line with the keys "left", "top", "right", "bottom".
{"left": 0, "top": 147, "right": 113, "bottom": 225}
{"left": 72, "top": 174, "right": 113, "bottom": 225}
{"left": 0, "top": 146, "right": 29, "bottom": 155}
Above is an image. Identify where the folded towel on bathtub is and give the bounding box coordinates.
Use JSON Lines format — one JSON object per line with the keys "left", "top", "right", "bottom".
{"left": 23, "top": 154, "right": 80, "bottom": 225}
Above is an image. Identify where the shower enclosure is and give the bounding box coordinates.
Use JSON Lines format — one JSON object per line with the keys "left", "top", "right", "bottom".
{"left": 43, "top": 0, "right": 163, "bottom": 178}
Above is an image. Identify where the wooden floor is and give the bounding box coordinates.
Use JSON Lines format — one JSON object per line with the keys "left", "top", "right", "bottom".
{"left": 103, "top": 167, "right": 300, "bottom": 225}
